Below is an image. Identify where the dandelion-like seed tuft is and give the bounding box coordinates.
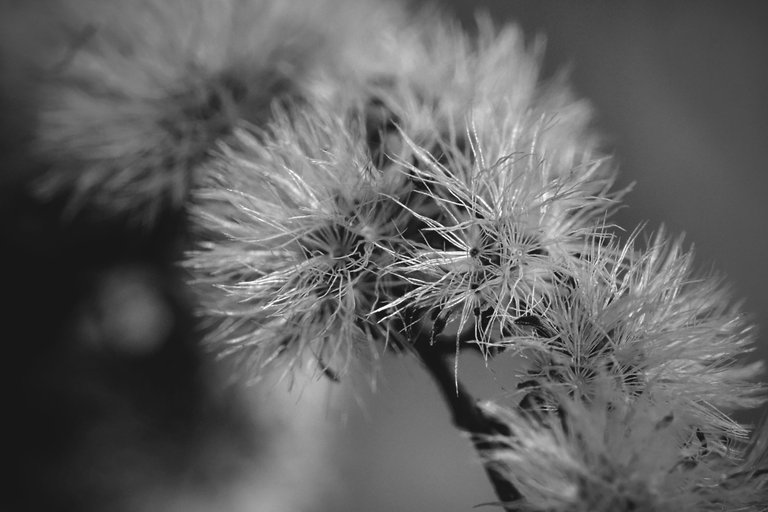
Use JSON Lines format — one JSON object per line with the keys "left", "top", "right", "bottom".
{"left": 186, "top": 105, "right": 412, "bottom": 381}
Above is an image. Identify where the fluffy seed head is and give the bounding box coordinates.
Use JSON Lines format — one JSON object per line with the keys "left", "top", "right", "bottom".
{"left": 185, "top": 104, "right": 411, "bottom": 379}
{"left": 34, "top": 0, "right": 403, "bottom": 224}
{"left": 513, "top": 229, "right": 765, "bottom": 452}
{"left": 480, "top": 379, "right": 768, "bottom": 512}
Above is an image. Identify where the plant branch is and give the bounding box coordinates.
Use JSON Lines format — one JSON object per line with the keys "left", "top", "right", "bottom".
{"left": 408, "top": 328, "right": 521, "bottom": 511}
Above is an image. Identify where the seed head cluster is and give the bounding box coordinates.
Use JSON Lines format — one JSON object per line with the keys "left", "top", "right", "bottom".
{"left": 36, "top": 0, "right": 767, "bottom": 509}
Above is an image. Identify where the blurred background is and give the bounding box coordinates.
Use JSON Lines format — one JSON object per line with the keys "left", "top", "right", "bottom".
{"left": 323, "top": 1, "right": 768, "bottom": 510}
{"left": 4, "top": 1, "right": 767, "bottom": 511}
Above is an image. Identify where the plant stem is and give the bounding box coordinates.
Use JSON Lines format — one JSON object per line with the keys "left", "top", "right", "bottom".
{"left": 411, "top": 333, "right": 521, "bottom": 511}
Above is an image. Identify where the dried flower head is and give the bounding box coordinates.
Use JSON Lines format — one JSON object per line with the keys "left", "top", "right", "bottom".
{"left": 34, "top": 0, "right": 401, "bottom": 224}
{"left": 512, "top": 229, "right": 765, "bottom": 453}
{"left": 185, "top": 104, "right": 412, "bottom": 380}
{"left": 348, "top": 17, "right": 621, "bottom": 355}
{"left": 377, "top": 127, "right": 615, "bottom": 351}
{"left": 479, "top": 379, "right": 768, "bottom": 511}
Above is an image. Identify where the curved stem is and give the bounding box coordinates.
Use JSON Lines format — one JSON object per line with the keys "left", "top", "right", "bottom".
{"left": 408, "top": 329, "right": 521, "bottom": 511}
